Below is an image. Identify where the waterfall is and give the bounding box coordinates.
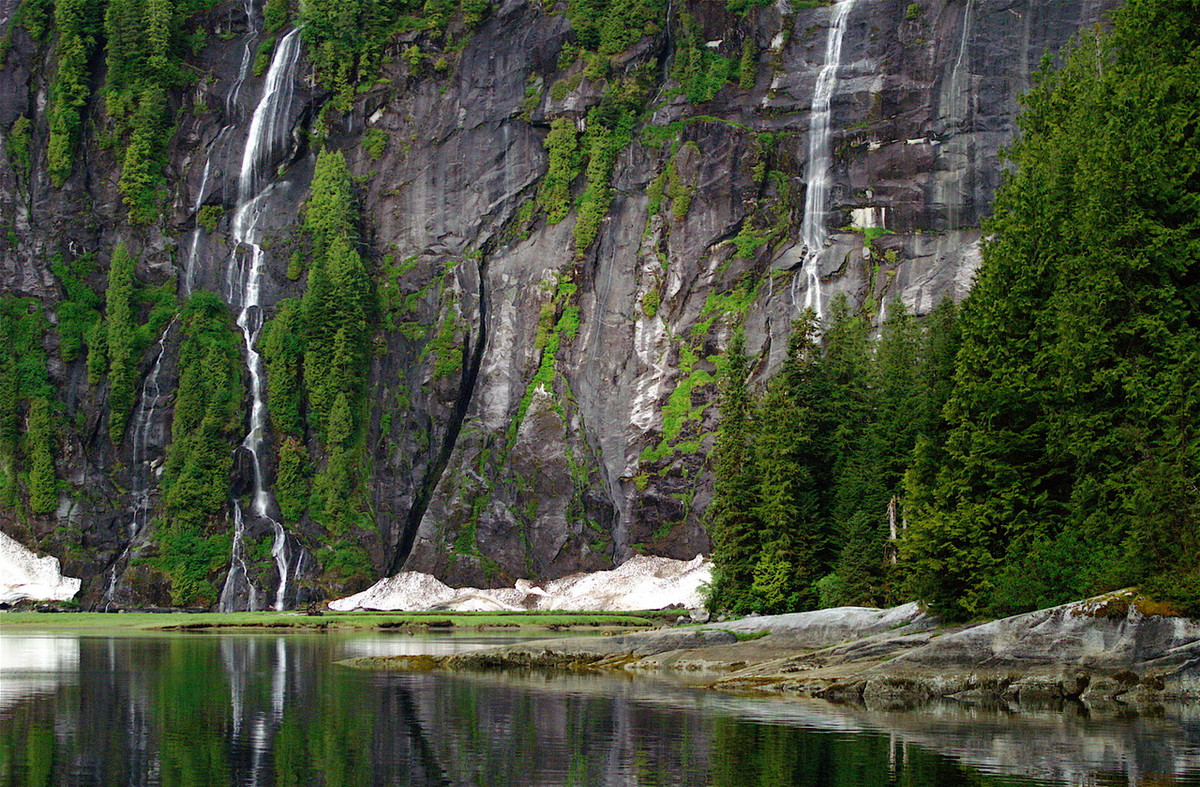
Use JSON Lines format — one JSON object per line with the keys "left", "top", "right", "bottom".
{"left": 102, "top": 319, "right": 175, "bottom": 608}
{"left": 798, "top": 0, "right": 858, "bottom": 321}
{"left": 218, "top": 27, "right": 304, "bottom": 613}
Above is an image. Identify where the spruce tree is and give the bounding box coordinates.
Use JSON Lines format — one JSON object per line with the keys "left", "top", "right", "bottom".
{"left": 705, "top": 328, "right": 760, "bottom": 612}
{"left": 750, "top": 313, "right": 826, "bottom": 611}
{"left": 902, "top": 0, "right": 1200, "bottom": 619}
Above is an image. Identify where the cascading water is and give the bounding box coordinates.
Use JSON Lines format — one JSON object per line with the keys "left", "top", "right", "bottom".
{"left": 217, "top": 26, "right": 304, "bottom": 613}
{"left": 796, "top": 0, "right": 858, "bottom": 322}
{"left": 102, "top": 319, "right": 175, "bottom": 608}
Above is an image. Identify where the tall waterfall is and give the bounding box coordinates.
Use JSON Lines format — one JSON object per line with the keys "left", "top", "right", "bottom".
{"left": 218, "top": 27, "right": 304, "bottom": 613}
{"left": 798, "top": 0, "right": 858, "bottom": 321}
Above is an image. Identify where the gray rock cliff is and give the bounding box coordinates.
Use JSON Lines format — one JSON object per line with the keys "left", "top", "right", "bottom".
{"left": 0, "top": 0, "right": 1119, "bottom": 606}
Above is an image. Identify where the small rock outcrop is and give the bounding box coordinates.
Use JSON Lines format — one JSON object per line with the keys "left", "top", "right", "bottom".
{"left": 353, "top": 592, "right": 1200, "bottom": 712}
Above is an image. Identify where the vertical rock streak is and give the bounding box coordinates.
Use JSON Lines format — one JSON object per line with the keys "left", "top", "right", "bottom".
{"left": 798, "top": 0, "right": 858, "bottom": 321}
{"left": 218, "top": 27, "right": 303, "bottom": 613}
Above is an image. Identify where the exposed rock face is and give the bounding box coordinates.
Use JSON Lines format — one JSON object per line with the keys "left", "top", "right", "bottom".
{"left": 0, "top": 0, "right": 1119, "bottom": 605}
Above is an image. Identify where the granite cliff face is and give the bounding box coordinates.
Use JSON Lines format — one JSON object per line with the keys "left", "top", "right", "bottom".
{"left": 0, "top": 0, "right": 1117, "bottom": 607}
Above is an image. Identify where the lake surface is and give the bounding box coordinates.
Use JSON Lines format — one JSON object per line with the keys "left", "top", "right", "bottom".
{"left": 3, "top": 627, "right": 1200, "bottom": 786}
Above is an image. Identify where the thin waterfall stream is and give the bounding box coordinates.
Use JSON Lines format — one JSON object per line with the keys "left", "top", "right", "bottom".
{"left": 218, "top": 26, "right": 304, "bottom": 612}
{"left": 796, "top": 0, "right": 858, "bottom": 321}
{"left": 102, "top": 318, "right": 176, "bottom": 608}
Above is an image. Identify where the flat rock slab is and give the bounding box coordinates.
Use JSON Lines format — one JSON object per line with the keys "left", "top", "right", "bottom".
{"left": 351, "top": 593, "right": 1200, "bottom": 711}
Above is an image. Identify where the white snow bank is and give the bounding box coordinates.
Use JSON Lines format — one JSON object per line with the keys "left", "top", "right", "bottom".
{"left": 0, "top": 531, "right": 81, "bottom": 605}
{"left": 330, "top": 554, "right": 711, "bottom": 613}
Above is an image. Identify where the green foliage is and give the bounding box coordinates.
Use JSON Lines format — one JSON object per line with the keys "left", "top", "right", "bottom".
{"left": 197, "top": 204, "right": 224, "bottom": 233}
{"left": 704, "top": 329, "right": 760, "bottom": 612}
{"left": 13, "top": 0, "right": 53, "bottom": 41}
{"left": 253, "top": 36, "right": 277, "bottom": 77}
{"left": 670, "top": 12, "right": 733, "bottom": 103}
{"left": 737, "top": 39, "right": 757, "bottom": 90}
{"left": 156, "top": 293, "right": 242, "bottom": 606}
{"left": 640, "top": 288, "right": 660, "bottom": 318}
{"left": 262, "top": 299, "right": 306, "bottom": 436}
{"left": 574, "top": 99, "right": 635, "bottom": 251}
{"left": 25, "top": 397, "right": 58, "bottom": 514}
{"left": 567, "top": 0, "right": 665, "bottom": 55}
{"left": 105, "top": 0, "right": 202, "bottom": 222}
{"left": 726, "top": 0, "right": 770, "bottom": 15}
{"left": 905, "top": 2, "right": 920, "bottom": 20}
{"left": 902, "top": 0, "right": 1200, "bottom": 621}
{"left": 300, "top": 0, "right": 423, "bottom": 105}
{"left": 105, "top": 243, "right": 139, "bottom": 445}
{"left": 304, "top": 150, "right": 359, "bottom": 260}
{"left": 6, "top": 116, "right": 32, "bottom": 182}
{"left": 538, "top": 119, "right": 581, "bottom": 225}
{"left": 363, "top": 128, "right": 388, "bottom": 160}
{"left": 47, "top": 0, "right": 104, "bottom": 186}
{"left": 666, "top": 143, "right": 699, "bottom": 220}
{"left": 275, "top": 436, "right": 310, "bottom": 522}
{"left": 264, "top": 0, "right": 291, "bottom": 33}
{"left": 50, "top": 253, "right": 101, "bottom": 364}
{"left": 706, "top": 299, "right": 963, "bottom": 613}
{"left": 0, "top": 297, "right": 53, "bottom": 509}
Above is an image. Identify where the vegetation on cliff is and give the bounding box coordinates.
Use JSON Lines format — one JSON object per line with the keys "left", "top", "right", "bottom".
{"left": 707, "top": 0, "right": 1200, "bottom": 620}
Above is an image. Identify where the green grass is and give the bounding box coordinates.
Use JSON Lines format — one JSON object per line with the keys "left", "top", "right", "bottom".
{"left": 0, "top": 610, "right": 678, "bottom": 631}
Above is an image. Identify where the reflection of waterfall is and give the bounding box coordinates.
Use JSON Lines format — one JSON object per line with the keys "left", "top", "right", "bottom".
{"left": 221, "top": 637, "right": 289, "bottom": 786}
{"left": 218, "top": 27, "right": 304, "bottom": 613}
{"left": 798, "top": 0, "right": 858, "bottom": 321}
{"left": 102, "top": 319, "right": 174, "bottom": 608}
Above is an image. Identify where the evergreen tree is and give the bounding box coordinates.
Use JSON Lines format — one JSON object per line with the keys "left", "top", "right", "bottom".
{"left": 25, "top": 397, "right": 57, "bottom": 515}
{"left": 902, "top": 0, "right": 1200, "bottom": 619}
{"left": 705, "top": 328, "right": 761, "bottom": 612}
{"left": 750, "top": 313, "right": 825, "bottom": 612}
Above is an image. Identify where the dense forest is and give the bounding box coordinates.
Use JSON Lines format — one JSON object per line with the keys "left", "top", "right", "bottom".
{"left": 705, "top": 0, "right": 1200, "bottom": 620}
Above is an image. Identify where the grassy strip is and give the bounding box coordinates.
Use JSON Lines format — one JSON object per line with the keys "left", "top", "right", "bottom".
{"left": 0, "top": 610, "right": 678, "bottom": 631}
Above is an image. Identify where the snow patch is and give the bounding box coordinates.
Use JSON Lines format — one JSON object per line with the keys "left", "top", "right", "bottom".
{"left": 330, "top": 554, "right": 711, "bottom": 612}
{"left": 0, "top": 531, "right": 81, "bottom": 605}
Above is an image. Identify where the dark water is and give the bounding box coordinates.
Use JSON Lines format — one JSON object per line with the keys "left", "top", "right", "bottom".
{"left": 3, "top": 630, "right": 1200, "bottom": 786}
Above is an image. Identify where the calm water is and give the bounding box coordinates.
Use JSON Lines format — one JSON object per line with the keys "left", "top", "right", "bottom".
{"left": 3, "top": 628, "right": 1200, "bottom": 786}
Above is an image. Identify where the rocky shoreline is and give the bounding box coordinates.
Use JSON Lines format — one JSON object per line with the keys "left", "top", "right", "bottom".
{"left": 347, "top": 591, "right": 1200, "bottom": 711}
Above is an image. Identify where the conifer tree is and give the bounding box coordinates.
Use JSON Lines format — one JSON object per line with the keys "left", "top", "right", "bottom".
{"left": 750, "top": 313, "right": 825, "bottom": 612}
{"left": 25, "top": 397, "right": 57, "bottom": 514}
{"left": 705, "top": 328, "right": 760, "bottom": 612}
{"left": 902, "top": 0, "right": 1200, "bottom": 619}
